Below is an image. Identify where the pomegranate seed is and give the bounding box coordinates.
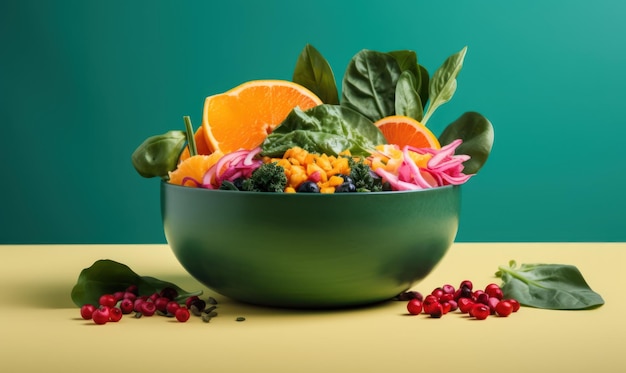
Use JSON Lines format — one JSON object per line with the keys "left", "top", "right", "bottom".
{"left": 440, "top": 293, "right": 454, "bottom": 302}
{"left": 406, "top": 299, "right": 423, "bottom": 315}
{"left": 442, "top": 284, "right": 455, "bottom": 294}
{"left": 119, "top": 299, "right": 134, "bottom": 314}
{"left": 447, "top": 300, "right": 458, "bottom": 312}
{"left": 140, "top": 302, "right": 156, "bottom": 316}
{"left": 113, "top": 291, "right": 125, "bottom": 301}
{"left": 441, "top": 301, "right": 452, "bottom": 314}
{"left": 476, "top": 292, "right": 490, "bottom": 305}
{"left": 109, "top": 307, "right": 123, "bottom": 322}
{"left": 133, "top": 299, "right": 145, "bottom": 313}
{"left": 428, "top": 303, "right": 444, "bottom": 318}
{"left": 431, "top": 287, "right": 444, "bottom": 299}
{"left": 175, "top": 307, "right": 191, "bottom": 322}
{"left": 471, "top": 304, "right": 490, "bottom": 320}
{"left": 92, "top": 307, "right": 110, "bottom": 324}
{"left": 154, "top": 297, "right": 170, "bottom": 313}
{"left": 458, "top": 298, "right": 474, "bottom": 314}
{"left": 459, "top": 280, "right": 473, "bottom": 291}
{"left": 99, "top": 294, "right": 116, "bottom": 308}
{"left": 495, "top": 300, "right": 513, "bottom": 317}
{"left": 80, "top": 304, "right": 96, "bottom": 320}
{"left": 122, "top": 292, "right": 137, "bottom": 301}
{"left": 487, "top": 297, "right": 500, "bottom": 314}
{"left": 148, "top": 293, "right": 160, "bottom": 302}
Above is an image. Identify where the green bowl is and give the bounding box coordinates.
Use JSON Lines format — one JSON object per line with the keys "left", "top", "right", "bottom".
{"left": 161, "top": 182, "right": 461, "bottom": 308}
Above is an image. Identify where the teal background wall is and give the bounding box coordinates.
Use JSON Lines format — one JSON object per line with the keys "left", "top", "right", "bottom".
{"left": 2, "top": 0, "right": 625, "bottom": 243}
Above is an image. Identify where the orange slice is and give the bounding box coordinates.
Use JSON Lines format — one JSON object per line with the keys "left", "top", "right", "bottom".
{"left": 179, "top": 125, "right": 213, "bottom": 162}
{"left": 374, "top": 115, "right": 441, "bottom": 149}
{"left": 202, "top": 80, "right": 323, "bottom": 154}
{"left": 168, "top": 152, "right": 224, "bottom": 187}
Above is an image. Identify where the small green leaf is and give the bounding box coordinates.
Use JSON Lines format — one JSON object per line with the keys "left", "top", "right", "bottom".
{"left": 438, "top": 111, "right": 494, "bottom": 175}
{"left": 387, "top": 50, "right": 429, "bottom": 109}
{"left": 70, "top": 259, "right": 202, "bottom": 307}
{"left": 417, "top": 64, "right": 430, "bottom": 109}
{"left": 496, "top": 261, "right": 604, "bottom": 310}
{"left": 395, "top": 70, "right": 423, "bottom": 121}
{"left": 292, "top": 44, "right": 339, "bottom": 105}
{"left": 422, "top": 46, "right": 467, "bottom": 125}
{"left": 261, "top": 104, "right": 386, "bottom": 157}
{"left": 340, "top": 50, "right": 401, "bottom": 122}
{"left": 131, "top": 130, "right": 186, "bottom": 179}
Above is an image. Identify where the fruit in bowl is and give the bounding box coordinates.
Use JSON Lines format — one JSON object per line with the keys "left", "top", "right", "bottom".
{"left": 132, "top": 44, "right": 494, "bottom": 308}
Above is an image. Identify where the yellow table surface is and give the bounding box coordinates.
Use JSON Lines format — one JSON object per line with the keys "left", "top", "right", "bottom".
{"left": 1, "top": 243, "right": 624, "bottom": 372}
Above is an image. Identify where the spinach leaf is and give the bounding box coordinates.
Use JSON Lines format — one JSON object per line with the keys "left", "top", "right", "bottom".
{"left": 71, "top": 259, "right": 202, "bottom": 307}
{"left": 131, "top": 130, "right": 186, "bottom": 179}
{"left": 438, "top": 111, "right": 494, "bottom": 175}
{"left": 261, "top": 104, "right": 386, "bottom": 157}
{"left": 292, "top": 44, "right": 339, "bottom": 105}
{"left": 395, "top": 70, "right": 423, "bottom": 121}
{"left": 422, "top": 46, "right": 467, "bottom": 125}
{"left": 340, "top": 50, "right": 401, "bottom": 122}
{"left": 417, "top": 64, "right": 430, "bottom": 109}
{"left": 495, "top": 260, "right": 604, "bottom": 310}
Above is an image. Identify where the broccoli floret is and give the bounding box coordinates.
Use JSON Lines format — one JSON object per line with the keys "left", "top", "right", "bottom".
{"left": 241, "top": 162, "right": 288, "bottom": 192}
{"left": 348, "top": 157, "right": 384, "bottom": 192}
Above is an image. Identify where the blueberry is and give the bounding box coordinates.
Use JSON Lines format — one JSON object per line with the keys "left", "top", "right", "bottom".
{"left": 335, "top": 182, "right": 356, "bottom": 193}
{"left": 297, "top": 181, "right": 320, "bottom": 193}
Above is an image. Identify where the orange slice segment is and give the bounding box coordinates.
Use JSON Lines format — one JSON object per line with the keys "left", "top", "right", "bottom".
{"left": 179, "top": 125, "right": 213, "bottom": 162}
{"left": 168, "top": 152, "right": 224, "bottom": 187}
{"left": 374, "top": 115, "right": 441, "bottom": 149}
{"left": 202, "top": 80, "right": 323, "bottom": 154}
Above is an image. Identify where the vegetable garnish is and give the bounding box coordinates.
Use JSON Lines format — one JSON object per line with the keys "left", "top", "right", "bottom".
{"left": 495, "top": 260, "right": 605, "bottom": 310}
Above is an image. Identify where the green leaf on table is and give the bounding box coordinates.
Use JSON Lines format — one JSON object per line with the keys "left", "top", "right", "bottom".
{"left": 292, "top": 44, "right": 339, "bottom": 105}
{"left": 422, "top": 46, "right": 467, "bottom": 125}
{"left": 394, "top": 70, "right": 423, "bottom": 121}
{"left": 261, "top": 104, "right": 386, "bottom": 157}
{"left": 495, "top": 260, "right": 605, "bottom": 310}
{"left": 438, "top": 111, "right": 494, "bottom": 175}
{"left": 340, "top": 50, "right": 401, "bottom": 122}
{"left": 71, "top": 259, "right": 202, "bottom": 307}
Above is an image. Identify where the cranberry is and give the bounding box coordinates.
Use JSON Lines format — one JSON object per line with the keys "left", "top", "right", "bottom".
{"left": 487, "top": 297, "right": 500, "bottom": 314}
{"left": 471, "top": 304, "right": 490, "bottom": 320}
{"left": 456, "top": 285, "right": 473, "bottom": 300}
{"left": 113, "top": 291, "right": 125, "bottom": 301}
{"left": 441, "top": 301, "right": 452, "bottom": 315}
{"left": 80, "top": 304, "right": 96, "bottom": 320}
{"left": 428, "top": 303, "right": 444, "bottom": 318}
{"left": 122, "top": 292, "right": 137, "bottom": 302}
{"left": 459, "top": 280, "right": 473, "bottom": 291}
{"left": 422, "top": 295, "right": 440, "bottom": 314}
{"left": 185, "top": 295, "right": 200, "bottom": 308}
{"left": 160, "top": 287, "right": 178, "bottom": 300}
{"left": 166, "top": 301, "right": 180, "bottom": 315}
{"left": 431, "top": 287, "right": 444, "bottom": 299}
{"left": 458, "top": 298, "right": 474, "bottom": 314}
{"left": 485, "top": 283, "right": 503, "bottom": 300}
{"left": 175, "top": 307, "right": 191, "bottom": 322}
{"left": 148, "top": 292, "right": 160, "bottom": 302}
{"left": 442, "top": 284, "right": 455, "bottom": 295}
{"left": 125, "top": 285, "right": 139, "bottom": 295}
{"left": 406, "top": 299, "right": 423, "bottom": 315}
{"left": 109, "top": 307, "right": 123, "bottom": 322}
{"left": 92, "top": 307, "right": 110, "bottom": 324}
{"left": 119, "top": 299, "right": 134, "bottom": 314}
{"left": 495, "top": 300, "right": 513, "bottom": 317}
{"left": 154, "top": 297, "right": 171, "bottom": 313}
{"left": 440, "top": 293, "right": 454, "bottom": 302}
{"left": 507, "top": 299, "right": 521, "bottom": 312}
{"left": 133, "top": 299, "right": 145, "bottom": 313}
{"left": 447, "top": 300, "right": 458, "bottom": 312}
{"left": 99, "top": 294, "right": 116, "bottom": 308}
{"left": 140, "top": 301, "right": 157, "bottom": 316}
{"left": 476, "top": 292, "right": 490, "bottom": 305}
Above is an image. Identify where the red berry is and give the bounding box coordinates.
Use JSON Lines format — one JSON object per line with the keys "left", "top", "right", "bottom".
{"left": 440, "top": 293, "right": 454, "bottom": 302}
{"left": 428, "top": 303, "right": 444, "bottom": 318}
{"left": 476, "top": 292, "right": 490, "bottom": 305}
{"left": 113, "top": 291, "right": 125, "bottom": 301}
{"left": 160, "top": 287, "right": 178, "bottom": 300}
{"left": 185, "top": 296, "right": 200, "bottom": 308}
{"left": 459, "top": 280, "right": 473, "bottom": 291}
{"left": 487, "top": 297, "right": 500, "bottom": 314}
{"left": 485, "top": 283, "right": 503, "bottom": 300}
{"left": 125, "top": 285, "right": 139, "bottom": 295}
{"left": 154, "top": 297, "right": 170, "bottom": 313}
{"left": 447, "top": 300, "right": 458, "bottom": 312}
{"left": 148, "top": 292, "right": 160, "bottom": 302}
{"left": 119, "top": 299, "right": 134, "bottom": 314}
{"left": 80, "top": 304, "right": 96, "bottom": 320}
{"left": 431, "top": 287, "right": 444, "bottom": 299}
{"left": 175, "top": 307, "right": 191, "bottom": 322}
{"left": 507, "top": 299, "right": 521, "bottom": 312}
{"left": 166, "top": 301, "right": 180, "bottom": 315}
{"left": 495, "top": 301, "right": 514, "bottom": 317}
{"left": 92, "top": 307, "right": 110, "bottom": 324}
{"left": 140, "top": 301, "right": 157, "bottom": 316}
{"left": 441, "top": 301, "right": 452, "bottom": 315}
{"left": 406, "top": 299, "right": 423, "bottom": 315}
{"left": 133, "top": 299, "right": 145, "bottom": 313}
{"left": 471, "top": 304, "right": 490, "bottom": 320}
{"left": 442, "top": 284, "right": 455, "bottom": 295}
{"left": 109, "top": 307, "right": 123, "bottom": 322}
{"left": 122, "top": 292, "right": 137, "bottom": 301}
{"left": 99, "top": 294, "right": 116, "bottom": 308}
{"left": 458, "top": 298, "right": 474, "bottom": 314}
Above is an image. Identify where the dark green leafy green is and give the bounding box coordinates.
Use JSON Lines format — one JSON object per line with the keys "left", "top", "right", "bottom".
{"left": 495, "top": 260, "right": 604, "bottom": 310}
{"left": 340, "top": 50, "right": 401, "bottom": 122}
{"left": 417, "top": 64, "right": 430, "bottom": 109}
{"left": 71, "top": 259, "right": 202, "bottom": 307}
{"left": 438, "top": 111, "right": 494, "bottom": 174}
{"left": 292, "top": 44, "right": 339, "bottom": 105}
{"left": 131, "top": 130, "right": 186, "bottom": 179}
{"left": 395, "top": 70, "right": 423, "bottom": 121}
{"left": 261, "top": 104, "right": 386, "bottom": 157}
{"left": 422, "top": 46, "right": 467, "bottom": 125}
